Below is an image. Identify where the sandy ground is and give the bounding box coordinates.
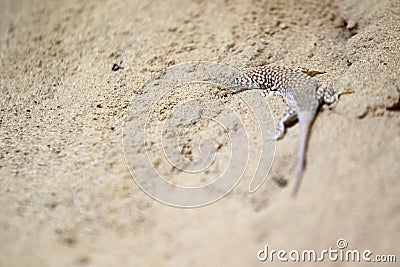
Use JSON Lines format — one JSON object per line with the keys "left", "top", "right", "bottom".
{"left": 1, "top": 0, "right": 400, "bottom": 266}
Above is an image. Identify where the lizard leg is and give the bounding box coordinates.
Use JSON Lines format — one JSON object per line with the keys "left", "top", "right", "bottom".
{"left": 294, "top": 67, "right": 326, "bottom": 77}
{"left": 317, "top": 85, "right": 336, "bottom": 104}
{"left": 274, "top": 107, "right": 297, "bottom": 140}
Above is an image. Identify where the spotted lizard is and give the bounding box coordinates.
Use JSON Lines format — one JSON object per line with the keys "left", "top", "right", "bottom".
{"left": 231, "top": 66, "right": 345, "bottom": 196}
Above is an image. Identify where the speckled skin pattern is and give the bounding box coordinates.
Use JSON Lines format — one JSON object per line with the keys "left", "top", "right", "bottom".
{"left": 233, "top": 66, "right": 336, "bottom": 196}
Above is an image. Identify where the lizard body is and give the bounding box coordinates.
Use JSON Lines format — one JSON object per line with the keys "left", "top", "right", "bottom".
{"left": 233, "top": 66, "right": 336, "bottom": 196}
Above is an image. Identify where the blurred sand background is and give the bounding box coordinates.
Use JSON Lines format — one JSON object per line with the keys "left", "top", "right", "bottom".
{"left": 1, "top": 0, "right": 399, "bottom": 266}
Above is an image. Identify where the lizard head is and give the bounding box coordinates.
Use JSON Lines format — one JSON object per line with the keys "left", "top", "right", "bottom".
{"left": 228, "top": 73, "right": 262, "bottom": 94}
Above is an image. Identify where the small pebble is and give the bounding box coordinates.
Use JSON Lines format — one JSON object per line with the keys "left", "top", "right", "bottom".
{"left": 112, "top": 64, "right": 122, "bottom": 71}
{"left": 346, "top": 19, "right": 357, "bottom": 30}
{"left": 279, "top": 23, "right": 288, "bottom": 30}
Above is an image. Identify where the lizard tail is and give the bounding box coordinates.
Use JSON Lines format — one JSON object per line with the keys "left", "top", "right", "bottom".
{"left": 292, "top": 112, "right": 313, "bottom": 197}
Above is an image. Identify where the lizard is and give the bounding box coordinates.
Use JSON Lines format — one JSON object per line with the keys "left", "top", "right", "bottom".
{"left": 230, "top": 65, "right": 345, "bottom": 196}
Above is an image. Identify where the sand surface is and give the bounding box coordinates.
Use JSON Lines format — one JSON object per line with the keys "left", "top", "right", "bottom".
{"left": 1, "top": 0, "right": 399, "bottom": 266}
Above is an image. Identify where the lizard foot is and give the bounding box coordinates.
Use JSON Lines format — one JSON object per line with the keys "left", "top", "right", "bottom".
{"left": 274, "top": 108, "right": 297, "bottom": 140}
